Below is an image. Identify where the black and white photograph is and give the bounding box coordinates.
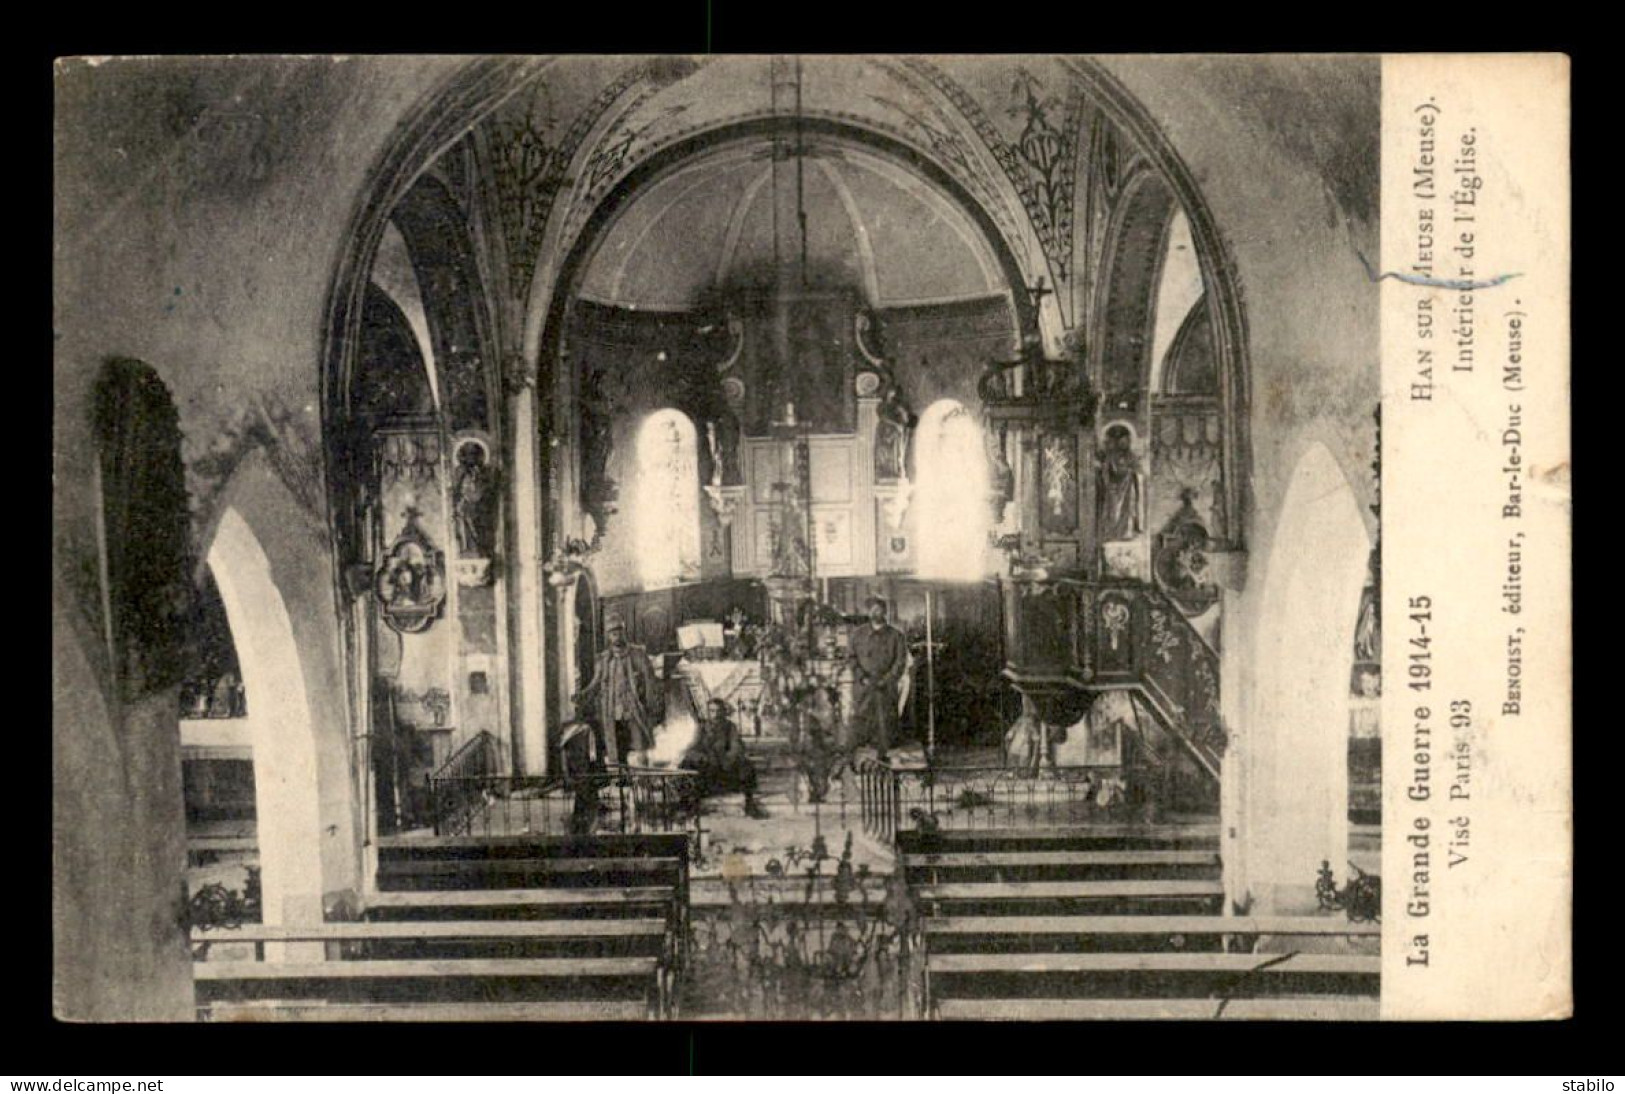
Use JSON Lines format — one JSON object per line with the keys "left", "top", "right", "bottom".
{"left": 51, "top": 53, "right": 1567, "bottom": 1026}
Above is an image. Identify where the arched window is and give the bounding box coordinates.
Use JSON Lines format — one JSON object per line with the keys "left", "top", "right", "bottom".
{"left": 636, "top": 409, "right": 702, "bottom": 589}
{"left": 914, "top": 400, "right": 991, "bottom": 582}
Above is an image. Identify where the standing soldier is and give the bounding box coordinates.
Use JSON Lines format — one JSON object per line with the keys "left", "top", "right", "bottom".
{"left": 847, "top": 596, "right": 910, "bottom": 760}
{"left": 574, "top": 614, "right": 662, "bottom": 766}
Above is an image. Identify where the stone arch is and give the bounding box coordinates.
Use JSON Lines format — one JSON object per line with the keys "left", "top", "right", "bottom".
{"left": 390, "top": 173, "right": 500, "bottom": 433}
{"left": 203, "top": 505, "right": 325, "bottom": 928}
{"left": 529, "top": 116, "right": 1041, "bottom": 375}
{"left": 1095, "top": 170, "right": 1177, "bottom": 398}
{"left": 1061, "top": 57, "right": 1254, "bottom": 551}
{"left": 1240, "top": 440, "right": 1372, "bottom": 913}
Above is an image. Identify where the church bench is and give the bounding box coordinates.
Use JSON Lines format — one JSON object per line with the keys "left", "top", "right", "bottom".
{"left": 915, "top": 879, "right": 1224, "bottom": 902}
{"left": 375, "top": 856, "right": 682, "bottom": 889}
{"left": 922, "top": 915, "right": 1379, "bottom": 938}
{"left": 931, "top": 996, "right": 1380, "bottom": 1021}
{"left": 190, "top": 918, "right": 671, "bottom": 964}
{"left": 375, "top": 833, "right": 689, "bottom": 856}
{"left": 899, "top": 825, "right": 1219, "bottom": 845}
{"left": 191, "top": 919, "right": 667, "bottom": 943}
{"left": 379, "top": 856, "right": 680, "bottom": 874}
{"left": 923, "top": 950, "right": 1378, "bottom": 1006}
{"left": 925, "top": 952, "right": 1379, "bottom": 975}
{"left": 902, "top": 850, "right": 1221, "bottom": 883}
{"left": 194, "top": 955, "right": 659, "bottom": 980}
{"left": 200, "top": 999, "right": 650, "bottom": 1022}
{"left": 194, "top": 955, "right": 667, "bottom": 1017}
{"left": 364, "top": 887, "right": 677, "bottom": 910}
{"left": 904, "top": 851, "right": 1220, "bottom": 868}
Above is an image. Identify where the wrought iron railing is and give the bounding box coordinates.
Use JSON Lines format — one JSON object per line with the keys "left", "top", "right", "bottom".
{"left": 684, "top": 830, "right": 922, "bottom": 1020}
{"left": 422, "top": 730, "right": 498, "bottom": 835}
{"left": 1003, "top": 577, "right": 1226, "bottom": 778}
{"left": 858, "top": 759, "right": 1127, "bottom": 844}
{"left": 428, "top": 768, "right": 703, "bottom": 839}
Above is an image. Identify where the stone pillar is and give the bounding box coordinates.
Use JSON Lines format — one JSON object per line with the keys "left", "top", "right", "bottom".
{"left": 508, "top": 388, "right": 549, "bottom": 777}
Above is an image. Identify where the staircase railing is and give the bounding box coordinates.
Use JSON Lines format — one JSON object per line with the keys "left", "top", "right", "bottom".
{"left": 1002, "top": 577, "right": 1225, "bottom": 781}
{"left": 425, "top": 731, "right": 499, "bottom": 835}
{"left": 1075, "top": 581, "right": 1225, "bottom": 777}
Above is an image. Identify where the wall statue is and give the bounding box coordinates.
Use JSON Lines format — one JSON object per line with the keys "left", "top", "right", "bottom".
{"left": 1096, "top": 423, "right": 1144, "bottom": 542}
{"left": 452, "top": 438, "right": 497, "bottom": 558}
{"left": 874, "top": 384, "right": 917, "bottom": 482}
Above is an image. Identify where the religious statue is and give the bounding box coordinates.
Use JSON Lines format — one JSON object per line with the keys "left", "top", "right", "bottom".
{"left": 705, "top": 422, "right": 723, "bottom": 488}
{"left": 452, "top": 440, "right": 496, "bottom": 558}
{"left": 874, "top": 384, "right": 917, "bottom": 481}
{"left": 1354, "top": 586, "right": 1380, "bottom": 663}
{"left": 986, "top": 426, "right": 1015, "bottom": 523}
{"left": 1096, "top": 423, "right": 1144, "bottom": 542}
{"left": 704, "top": 413, "right": 741, "bottom": 487}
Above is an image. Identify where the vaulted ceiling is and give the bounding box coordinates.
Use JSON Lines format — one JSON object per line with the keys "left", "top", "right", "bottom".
{"left": 574, "top": 136, "right": 1008, "bottom": 311}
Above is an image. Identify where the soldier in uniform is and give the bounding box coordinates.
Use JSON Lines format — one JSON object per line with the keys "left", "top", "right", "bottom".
{"left": 847, "top": 596, "right": 910, "bottom": 760}
{"left": 574, "top": 614, "right": 662, "bottom": 766}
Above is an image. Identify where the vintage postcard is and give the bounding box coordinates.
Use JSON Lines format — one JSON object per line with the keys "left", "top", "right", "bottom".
{"left": 52, "top": 53, "right": 1570, "bottom": 1022}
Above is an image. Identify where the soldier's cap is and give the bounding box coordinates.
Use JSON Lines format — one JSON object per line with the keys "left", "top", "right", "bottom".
{"left": 605, "top": 613, "right": 627, "bottom": 631}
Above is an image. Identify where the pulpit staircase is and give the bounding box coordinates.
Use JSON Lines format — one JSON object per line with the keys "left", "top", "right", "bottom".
{"left": 192, "top": 833, "right": 690, "bottom": 1021}
{"left": 906, "top": 826, "right": 1379, "bottom": 1019}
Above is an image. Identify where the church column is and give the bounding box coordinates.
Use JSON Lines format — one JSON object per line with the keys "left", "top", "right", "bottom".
{"left": 506, "top": 371, "right": 549, "bottom": 777}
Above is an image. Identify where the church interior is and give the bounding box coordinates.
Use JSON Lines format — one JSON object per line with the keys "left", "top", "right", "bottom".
{"left": 54, "top": 55, "right": 1383, "bottom": 1021}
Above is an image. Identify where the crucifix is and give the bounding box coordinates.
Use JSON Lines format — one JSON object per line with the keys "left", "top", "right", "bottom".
{"left": 1025, "top": 276, "right": 1054, "bottom": 315}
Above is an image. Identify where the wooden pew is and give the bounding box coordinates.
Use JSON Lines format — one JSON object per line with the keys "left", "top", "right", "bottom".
{"left": 192, "top": 922, "right": 669, "bottom": 1020}
{"left": 933, "top": 997, "right": 1380, "bottom": 1021}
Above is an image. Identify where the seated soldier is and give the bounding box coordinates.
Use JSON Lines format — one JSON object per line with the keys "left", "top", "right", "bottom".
{"left": 682, "top": 699, "right": 766, "bottom": 818}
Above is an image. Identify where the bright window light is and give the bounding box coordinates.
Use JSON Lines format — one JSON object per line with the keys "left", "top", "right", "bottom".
{"left": 636, "top": 409, "right": 702, "bottom": 589}
{"left": 914, "top": 400, "right": 991, "bottom": 582}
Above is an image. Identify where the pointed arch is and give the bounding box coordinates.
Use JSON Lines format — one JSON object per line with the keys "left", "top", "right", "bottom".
{"left": 1242, "top": 441, "right": 1371, "bottom": 912}
{"left": 204, "top": 506, "right": 324, "bottom": 928}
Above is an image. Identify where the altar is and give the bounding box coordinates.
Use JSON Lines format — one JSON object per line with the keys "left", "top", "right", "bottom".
{"left": 676, "top": 658, "right": 763, "bottom": 722}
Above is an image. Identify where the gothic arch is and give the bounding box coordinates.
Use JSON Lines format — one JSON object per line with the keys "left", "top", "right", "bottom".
{"left": 1241, "top": 440, "right": 1371, "bottom": 912}
{"left": 1095, "top": 170, "right": 1178, "bottom": 398}
{"left": 1060, "top": 57, "right": 1254, "bottom": 551}
{"left": 389, "top": 173, "right": 501, "bottom": 433}
{"left": 202, "top": 506, "right": 325, "bottom": 928}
